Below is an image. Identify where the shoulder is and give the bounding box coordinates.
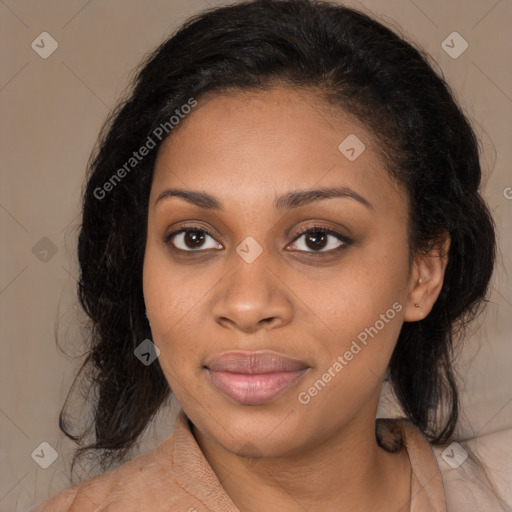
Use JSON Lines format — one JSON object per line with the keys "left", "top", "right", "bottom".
{"left": 377, "top": 418, "right": 511, "bottom": 511}
{"left": 431, "top": 438, "right": 511, "bottom": 512}
{"left": 31, "top": 487, "right": 79, "bottom": 512}
{"left": 31, "top": 435, "right": 177, "bottom": 512}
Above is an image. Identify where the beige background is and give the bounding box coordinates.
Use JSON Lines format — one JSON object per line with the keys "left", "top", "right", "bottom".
{"left": 1, "top": 0, "right": 511, "bottom": 510}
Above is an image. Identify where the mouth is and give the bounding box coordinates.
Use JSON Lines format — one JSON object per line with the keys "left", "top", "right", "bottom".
{"left": 204, "top": 350, "right": 310, "bottom": 405}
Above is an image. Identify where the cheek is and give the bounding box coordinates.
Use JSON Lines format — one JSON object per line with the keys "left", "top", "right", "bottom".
{"left": 143, "top": 269, "right": 204, "bottom": 404}
{"left": 142, "top": 246, "right": 218, "bottom": 390}
{"left": 296, "top": 304, "right": 403, "bottom": 433}
{"left": 143, "top": 244, "right": 209, "bottom": 331}
{"left": 299, "top": 240, "right": 408, "bottom": 381}
{"left": 303, "top": 257, "right": 406, "bottom": 340}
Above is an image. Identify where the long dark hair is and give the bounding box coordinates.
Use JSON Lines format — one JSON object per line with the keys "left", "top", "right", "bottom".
{"left": 60, "top": 0, "right": 496, "bottom": 474}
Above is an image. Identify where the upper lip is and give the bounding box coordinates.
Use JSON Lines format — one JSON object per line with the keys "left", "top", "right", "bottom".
{"left": 205, "top": 351, "right": 309, "bottom": 374}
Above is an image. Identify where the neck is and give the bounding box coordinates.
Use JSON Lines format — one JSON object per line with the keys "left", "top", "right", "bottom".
{"left": 192, "top": 409, "right": 411, "bottom": 512}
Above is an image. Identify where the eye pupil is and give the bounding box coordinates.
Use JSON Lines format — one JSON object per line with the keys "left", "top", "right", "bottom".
{"left": 306, "top": 231, "right": 327, "bottom": 250}
{"left": 185, "top": 230, "right": 205, "bottom": 248}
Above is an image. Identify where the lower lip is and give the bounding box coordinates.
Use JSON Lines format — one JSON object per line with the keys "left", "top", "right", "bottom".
{"left": 207, "top": 369, "right": 308, "bottom": 405}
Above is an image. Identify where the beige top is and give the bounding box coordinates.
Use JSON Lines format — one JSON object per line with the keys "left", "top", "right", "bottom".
{"left": 31, "top": 410, "right": 507, "bottom": 512}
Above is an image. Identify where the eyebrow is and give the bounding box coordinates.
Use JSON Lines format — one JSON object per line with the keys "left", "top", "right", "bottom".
{"left": 154, "top": 186, "right": 373, "bottom": 211}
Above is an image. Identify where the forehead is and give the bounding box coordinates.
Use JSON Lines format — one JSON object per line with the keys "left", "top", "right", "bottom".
{"left": 150, "top": 86, "right": 404, "bottom": 214}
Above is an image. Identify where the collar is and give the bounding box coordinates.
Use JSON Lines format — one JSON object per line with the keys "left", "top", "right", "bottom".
{"left": 171, "top": 410, "right": 447, "bottom": 511}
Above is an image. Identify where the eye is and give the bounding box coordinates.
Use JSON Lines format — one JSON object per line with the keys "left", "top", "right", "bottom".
{"left": 287, "top": 227, "right": 351, "bottom": 253}
{"left": 165, "top": 227, "right": 223, "bottom": 251}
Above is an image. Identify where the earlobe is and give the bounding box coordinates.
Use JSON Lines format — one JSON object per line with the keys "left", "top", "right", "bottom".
{"left": 404, "top": 235, "right": 450, "bottom": 322}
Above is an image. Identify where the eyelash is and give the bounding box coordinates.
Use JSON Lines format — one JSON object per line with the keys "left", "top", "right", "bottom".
{"left": 290, "top": 225, "right": 353, "bottom": 253}
{"left": 163, "top": 225, "right": 220, "bottom": 253}
{"left": 164, "top": 224, "right": 353, "bottom": 255}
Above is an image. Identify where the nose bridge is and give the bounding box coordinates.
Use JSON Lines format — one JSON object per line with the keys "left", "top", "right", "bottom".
{"left": 212, "top": 254, "right": 293, "bottom": 331}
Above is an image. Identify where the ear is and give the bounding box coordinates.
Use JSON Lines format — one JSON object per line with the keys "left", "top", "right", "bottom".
{"left": 404, "top": 233, "right": 450, "bottom": 322}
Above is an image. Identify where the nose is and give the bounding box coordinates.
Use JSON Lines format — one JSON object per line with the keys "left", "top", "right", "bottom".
{"left": 211, "top": 256, "right": 294, "bottom": 333}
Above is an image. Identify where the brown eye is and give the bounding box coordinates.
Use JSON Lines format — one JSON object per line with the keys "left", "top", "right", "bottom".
{"left": 184, "top": 230, "right": 206, "bottom": 248}
{"left": 304, "top": 230, "right": 328, "bottom": 250}
{"left": 288, "top": 227, "right": 350, "bottom": 253}
{"left": 168, "top": 228, "right": 223, "bottom": 251}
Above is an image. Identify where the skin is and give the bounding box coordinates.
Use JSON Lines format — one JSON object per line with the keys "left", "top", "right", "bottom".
{"left": 143, "top": 86, "right": 449, "bottom": 512}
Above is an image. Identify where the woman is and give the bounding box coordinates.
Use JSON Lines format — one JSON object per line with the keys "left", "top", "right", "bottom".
{"left": 33, "top": 0, "right": 507, "bottom": 510}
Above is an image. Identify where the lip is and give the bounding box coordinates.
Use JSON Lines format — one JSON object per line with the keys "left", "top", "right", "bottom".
{"left": 205, "top": 351, "right": 310, "bottom": 405}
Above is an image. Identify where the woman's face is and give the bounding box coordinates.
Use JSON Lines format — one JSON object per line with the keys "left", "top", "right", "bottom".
{"left": 143, "top": 86, "right": 425, "bottom": 458}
